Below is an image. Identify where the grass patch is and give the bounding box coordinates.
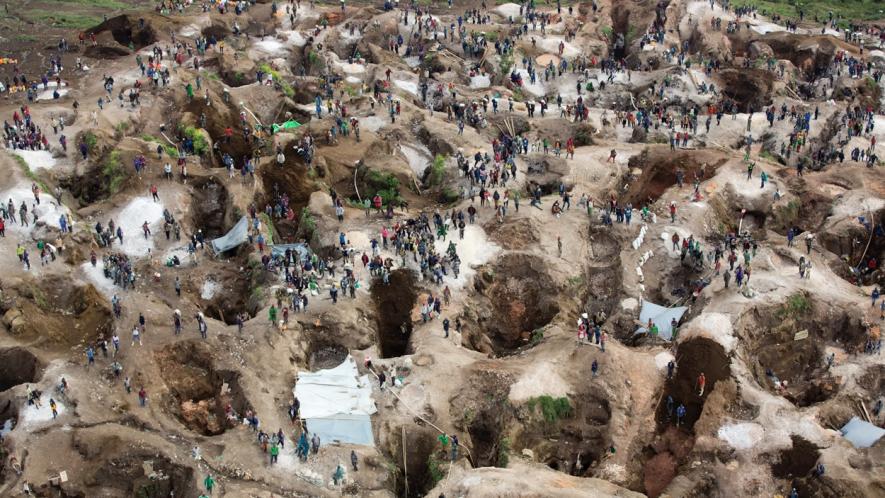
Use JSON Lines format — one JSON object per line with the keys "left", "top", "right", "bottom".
{"left": 365, "top": 170, "right": 403, "bottom": 206}
{"left": 779, "top": 292, "right": 811, "bottom": 319}
{"left": 46, "top": 0, "right": 129, "bottom": 9}
{"left": 429, "top": 154, "right": 446, "bottom": 186}
{"left": 27, "top": 11, "right": 101, "bottom": 29}
{"left": 297, "top": 207, "right": 317, "bottom": 240}
{"left": 497, "top": 437, "right": 510, "bottom": 468}
{"left": 427, "top": 454, "right": 445, "bottom": 488}
{"left": 102, "top": 150, "right": 126, "bottom": 194}
{"left": 83, "top": 131, "right": 98, "bottom": 152}
{"left": 180, "top": 125, "right": 208, "bottom": 155}
{"left": 258, "top": 63, "right": 294, "bottom": 98}
{"left": 499, "top": 53, "right": 514, "bottom": 75}
{"left": 526, "top": 395, "right": 573, "bottom": 424}
{"left": 731, "top": 0, "right": 883, "bottom": 25}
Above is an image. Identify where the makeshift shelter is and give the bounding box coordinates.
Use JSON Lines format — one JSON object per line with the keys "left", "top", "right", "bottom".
{"left": 634, "top": 301, "right": 688, "bottom": 341}
{"left": 210, "top": 216, "right": 250, "bottom": 254}
{"left": 293, "top": 355, "right": 377, "bottom": 446}
{"left": 271, "top": 120, "right": 302, "bottom": 134}
{"left": 840, "top": 417, "right": 885, "bottom": 448}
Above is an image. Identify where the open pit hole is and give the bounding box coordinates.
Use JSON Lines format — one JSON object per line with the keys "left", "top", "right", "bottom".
{"left": 392, "top": 427, "right": 438, "bottom": 498}
{"left": 93, "top": 451, "right": 197, "bottom": 497}
{"left": 468, "top": 411, "right": 507, "bottom": 467}
{"left": 0, "top": 348, "right": 43, "bottom": 392}
{"left": 257, "top": 150, "right": 315, "bottom": 243}
{"left": 155, "top": 341, "right": 253, "bottom": 436}
{"left": 89, "top": 15, "right": 157, "bottom": 49}
{"left": 201, "top": 262, "right": 264, "bottom": 325}
{"left": 371, "top": 269, "right": 417, "bottom": 358}
{"left": 621, "top": 148, "right": 727, "bottom": 206}
{"left": 307, "top": 341, "right": 348, "bottom": 371}
{"left": 190, "top": 176, "right": 231, "bottom": 239}
{"left": 656, "top": 338, "right": 730, "bottom": 429}
{"left": 472, "top": 254, "right": 560, "bottom": 355}
{"left": 770, "top": 435, "right": 820, "bottom": 479}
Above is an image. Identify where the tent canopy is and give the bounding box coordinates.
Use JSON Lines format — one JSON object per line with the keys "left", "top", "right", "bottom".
{"left": 841, "top": 417, "right": 885, "bottom": 448}
{"left": 210, "top": 216, "right": 250, "bottom": 254}
{"left": 294, "top": 355, "right": 377, "bottom": 446}
{"left": 634, "top": 301, "right": 687, "bottom": 341}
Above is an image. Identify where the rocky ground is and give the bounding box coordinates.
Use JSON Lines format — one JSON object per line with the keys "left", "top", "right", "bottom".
{"left": 0, "top": 0, "right": 883, "bottom": 497}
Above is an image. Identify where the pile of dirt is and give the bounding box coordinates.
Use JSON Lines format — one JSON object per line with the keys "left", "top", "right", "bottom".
{"left": 524, "top": 156, "right": 570, "bottom": 195}
{"left": 88, "top": 15, "right": 157, "bottom": 49}
{"left": 155, "top": 340, "right": 252, "bottom": 435}
{"left": 1, "top": 279, "right": 114, "bottom": 350}
{"left": 656, "top": 338, "right": 730, "bottom": 429}
{"left": 89, "top": 450, "right": 196, "bottom": 497}
{"left": 0, "top": 347, "right": 43, "bottom": 392}
{"left": 468, "top": 254, "right": 560, "bottom": 354}
{"left": 621, "top": 147, "right": 728, "bottom": 205}
{"left": 84, "top": 45, "right": 131, "bottom": 58}
{"left": 642, "top": 426, "right": 695, "bottom": 498}
{"left": 371, "top": 269, "right": 418, "bottom": 358}
{"left": 485, "top": 217, "right": 541, "bottom": 250}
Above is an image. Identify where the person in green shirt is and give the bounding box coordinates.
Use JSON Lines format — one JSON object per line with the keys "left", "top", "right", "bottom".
{"left": 268, "top": 305, "right": 277, "bottom": 325}
{"left": 270, "top": 442, "right": 279, "bottom": 464}
{"left": 203, "top": 474, "right": 215, "bottom": 493}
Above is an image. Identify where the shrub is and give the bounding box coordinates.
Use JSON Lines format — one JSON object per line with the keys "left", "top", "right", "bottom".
{"left": 429, "top": 154, "right": 446, "bottom": 186}
{"left": 526, "top": 395, "right": 573, "bottom": 424}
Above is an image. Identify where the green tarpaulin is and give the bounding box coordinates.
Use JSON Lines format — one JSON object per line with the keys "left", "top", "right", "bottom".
{"left": 271, "top": 120, "right": 302, "bottom": 133}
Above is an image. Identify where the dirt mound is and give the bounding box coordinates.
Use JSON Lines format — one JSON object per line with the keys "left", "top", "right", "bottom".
{"left": 716, "top": 68, "right": 775, "bottom": 111}
{"left": 1, "top": 279, "right": 113, "bottom": 350}
{"left": 469, "top": 254, "right": 560, "bottom": 354}
{"left": 770, "top": 435, "right": 820, "bottom": 479}
{"left": 657, "top": 338, "right": 730, "bottom": 429}
{"left": 88, "top": 15, "right": 157, "bottom": 49}
{"left": 190, "top": 176, "right": 232, "bottom": 239}
{"left": 621, "top": 147, "right": 728, "bottom": 205}
{"left": 0, "top": 348, "right": 43, "bottom": 392}
{"left": 371, "top": 269, "right": 418, "bottom": 358}
{"left": 485, "top": 217, "right": 540, "bottom": 250}
{"left": 524, "top": 155, "right": 570, "bottom": 195}
{"left": 155, "top": 340, "right": 252, "bottom": 436}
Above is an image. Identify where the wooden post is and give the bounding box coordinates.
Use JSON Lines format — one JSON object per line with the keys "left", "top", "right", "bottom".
{"left": 402, "top": 426, "right": 408, "bottom": 497}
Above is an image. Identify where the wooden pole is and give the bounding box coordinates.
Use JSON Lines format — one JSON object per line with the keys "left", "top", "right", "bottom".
{"left": 402, "top": 426, "right": 409, "bottom": 497}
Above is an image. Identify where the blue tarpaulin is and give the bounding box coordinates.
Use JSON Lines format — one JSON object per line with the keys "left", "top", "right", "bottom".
{"left": 210, "top": 216, "right": 250, "bottom": 254}
{"left": 840, "top": 417, "right": 885, "bottom": 448}
{"left": 634, "top": 301, "right": 688, "bottom": 341}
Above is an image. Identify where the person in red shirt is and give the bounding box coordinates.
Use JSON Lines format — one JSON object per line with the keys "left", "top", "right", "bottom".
{"left": 697, "top": 372, "right": 706, "bottom": 396}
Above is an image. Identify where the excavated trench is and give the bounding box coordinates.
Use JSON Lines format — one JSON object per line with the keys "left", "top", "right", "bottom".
{"left": 88, "top": 15, "right": 157, "bottom": 49}
{"left": 190, "top": 176, "right": 232, "bottom": 239}
{"left": 371, "top": 269, "right": 418, "bottom": 358}
{"left": 736, "top": 298, "right": 865, "bottom": 406}
{"left": 770, "top": 435, "right": 821, "bottom": 479}
{"left": 91, "top": 450, "right": 197, "bottom": 497}
{"left": 0, "top": 348, "right": 43, "bottom": 392}
{"left": 717, "top": 68, "right": 775, "bottom": 111}
{"left": 656, "top": 338, "right": 730, "bottom": 429}
{"left": 581, "top": 230, "right": 623, "bottom": 325}
{"left": 258, "top": 150, "right": 315, "bottom": 243}
{"left": 0, "top": 279, "right": 114, "bottom": 350}
{"left": 819, "top": 207, "right": 885, "bottom": 286}
{"left": 621, "top": 148, "right": 727, "bottom": 205}
{"left": 201, "top": 260, "right": 264, "bottom": 325}
{"left": 155, "top": 341, "right": 252, "bottom": 436}
{"left": 469, "top": 254, "right": 560, "bottom": 355}
{"left": 306, "top": 341, "right": 348, "bottom": 371}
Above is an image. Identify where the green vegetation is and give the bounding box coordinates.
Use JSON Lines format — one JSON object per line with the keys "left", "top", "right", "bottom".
{"left": 258, "top": 63, "right": 294, "bottom": 98}
{"left": 440, "top": 187, "right": 460, "bottom": 204}
{"left": 497, "top": 437, "right": 511, "bottom": 468}
{"left": 47, "top": 0, "right": 129, "bottom": 9}
{"left": 181, "top": 125, "right": 209, "bottom": 155}
{"left": 427, "top": 454, "right": 446, "bottom": 487}
{"left": 732, "top": 0, "right": 883, "bottom": 25}
{"left": 12, "top": 155, "right": 50, "bottom": 193}
{"left": 83, "top": 131, "right": 98, "bottom": 152}
{"left": 526, "top": 396, "right": 573, "bottom": 424}
{"left": 27, "top": 11, "right": 102, "bottom": 29}
{"left": 365, "top": 170, "right": 403, "bottom": 206}
{"left": 530, "top": 328, "right": 544, "bottom": 345}
{"left": 102, "top": 150, "right": 126, "bottom": 194}
{"left": 499, "top": 53, "right": 514, "bottom": 76}
{"left": 780, "top": 292, "right": 811, "bottom": 318}
{"left": 297, "top": 207, "right": 317, "bottom": 240}
{"left": 259, "top": 213, "right": 275, "bottom": 244}
{"left": 429, "top": 154, "right": 446, "bottom": 186}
